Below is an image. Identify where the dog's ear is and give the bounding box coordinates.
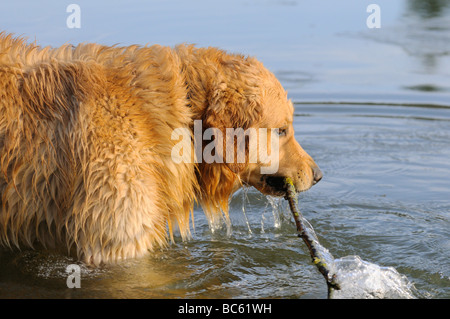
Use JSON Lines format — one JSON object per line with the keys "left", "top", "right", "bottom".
{"left": 205, "top": 82, "right": 261, "bottom": 130}
{"left": 203, "top": 82, "right": 262, "bottom": 173}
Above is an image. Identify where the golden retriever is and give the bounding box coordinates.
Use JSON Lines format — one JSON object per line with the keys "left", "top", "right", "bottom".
{"left": 0, "top": 33, "right": 322, "bottom": 266}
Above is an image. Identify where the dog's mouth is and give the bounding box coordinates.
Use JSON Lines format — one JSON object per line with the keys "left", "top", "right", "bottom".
{"left": 261, "top": 175, "right": 289, "bottom": 196}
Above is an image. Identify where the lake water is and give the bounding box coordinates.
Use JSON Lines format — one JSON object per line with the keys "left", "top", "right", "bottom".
{"left": 0, "top": 0, "right": 449, "bottom": 299}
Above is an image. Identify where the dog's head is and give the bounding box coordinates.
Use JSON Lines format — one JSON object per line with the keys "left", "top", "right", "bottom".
{"left": 239, "top": 94, "right": 323, "bottom": 197}
{"left": 202, "top": 53, "right": 321, "bottom": 195}
{"left": 179, "top": 46, "right": 322, "bottom": 213}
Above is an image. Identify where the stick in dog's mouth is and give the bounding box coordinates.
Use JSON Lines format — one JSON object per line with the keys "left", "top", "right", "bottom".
{"left": 283, "top": 177, "right": 341, "bottom": 294}
{"left": 263, "top": 175, "right": 288, "bottom": 195}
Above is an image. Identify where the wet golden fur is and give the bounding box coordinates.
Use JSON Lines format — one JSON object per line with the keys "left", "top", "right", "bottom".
{"left": 0, "top": 33, "right": 320, "bottom": 265}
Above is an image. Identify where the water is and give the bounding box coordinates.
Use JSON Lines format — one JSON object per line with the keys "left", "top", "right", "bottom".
{"left": 332, "top": 256, "right": 417, "bottom": 299}
{"left": 285, "top": 195, "right": 418, "bottom": 299}
{"left": 1, "top": 0, "right": 449, "bottom": 299}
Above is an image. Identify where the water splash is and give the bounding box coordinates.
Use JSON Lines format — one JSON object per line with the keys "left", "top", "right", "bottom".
{"left": 7, "top": 250, "right": 106, "bottom": 280}
{"left": 295, "top": 211, "right": 417, "bottom": 299}
{"left": 266, "top": 196, "right": 289, "bottom": 229}
{"left": 240, "top": 188, "right": 253, "bottom": 235}
{"left": 330, "top": 255, "right": 417, "bottom": 299}
{"left": 237, "top": 192, "right": 418, "bottom": 299}
{"left": 279, "top": 188, "right": 417, "bottom": 299}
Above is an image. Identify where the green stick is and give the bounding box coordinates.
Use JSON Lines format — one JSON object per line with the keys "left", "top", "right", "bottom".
{"left": 284, "top": 177, "right": 341, "bottom": 294}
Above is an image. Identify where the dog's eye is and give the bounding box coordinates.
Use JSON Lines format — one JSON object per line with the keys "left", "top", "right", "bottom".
{"left": 277, "top": 128, "right": 287, "bottom": 136}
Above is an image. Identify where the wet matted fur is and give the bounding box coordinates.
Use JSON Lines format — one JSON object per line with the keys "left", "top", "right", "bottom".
{"left": 0, "top": 33, "right": 320, "bottom": 265}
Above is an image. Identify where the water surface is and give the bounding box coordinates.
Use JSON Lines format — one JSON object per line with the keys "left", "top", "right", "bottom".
{"left": 0, "top": 0, "right": 449, "bottom": 298}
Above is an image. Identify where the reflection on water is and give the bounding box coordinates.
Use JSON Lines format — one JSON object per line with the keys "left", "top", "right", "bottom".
{"left": 403, "top": 0, "right": 450, "bottom": 75}
{"left": 404, "top": 84, "right": 449, "bottom": 93}
{"left": 398, "top": 0, "right": 450, "bottom": 73}
{"left": 407, "top": 0, "right": 450, "bottom": 19}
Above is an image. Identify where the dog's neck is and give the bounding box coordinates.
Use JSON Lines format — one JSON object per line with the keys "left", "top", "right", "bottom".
{"left": 176, "top": 45, "right": 244, "bottom": 220}
{"left": 176, "top": 45, "right": 221, "bottom": 120}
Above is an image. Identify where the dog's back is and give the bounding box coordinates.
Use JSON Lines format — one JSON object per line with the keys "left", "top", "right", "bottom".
{"left": 0, "top": 33, "right": 197, "bottom": 265}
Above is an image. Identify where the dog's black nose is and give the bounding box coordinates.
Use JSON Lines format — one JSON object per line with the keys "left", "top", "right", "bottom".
{"left": 312, "top": 167, "right": 323, "bottom": 185}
